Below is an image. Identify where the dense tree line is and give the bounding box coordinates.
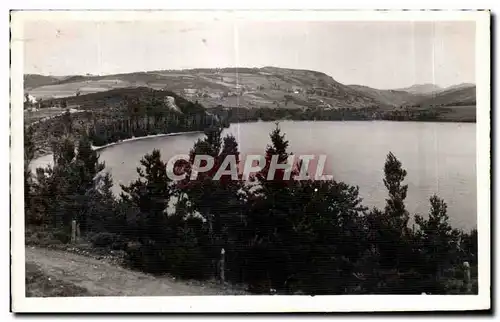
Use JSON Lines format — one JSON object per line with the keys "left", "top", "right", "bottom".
{"left": 25, "top": 111, "right": 478, "bottom": 294}
{"left": 87, "top": 95, "right": 227, "bottom": 146}
{"left": 210, "top": 105, "right": 475, "bottom": 123}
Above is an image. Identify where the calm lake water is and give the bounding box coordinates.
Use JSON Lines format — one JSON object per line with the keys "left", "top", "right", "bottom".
{"left": 33, "top": 121, "right": 477, "bottom": 230}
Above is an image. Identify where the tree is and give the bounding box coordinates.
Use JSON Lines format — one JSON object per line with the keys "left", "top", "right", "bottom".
{"left": 174, "top": 128, "right": 248, "bottom": 279}
{"left": 52, "top": 136, "right": 75, "bottom": 167}
{"left": 180, "top": 128, "right": 244, "bottom": 244}
{"left": 121, "top": 149, "right": 214, "bottom": 277}
{"left": 243, "top": 123, "right": 303, "bottom": 290}
{"left": 86, "top": 172, "right": 123, "bottom": 234}
{"left": 72, "top": 134, "right": 106, "bottom": 232}
{"left": 120, "top": 149, "right": 172, "bottom": 246}
{"left": 24, "top": 126, "right": 36, "bottom": 225}
{"left": 61, "top": 109, "right": 73, "bottom": 134}
{"left": 460, "top": 228, "right": 478, "bottom": 265}
{"left": 24, "top": 126, "right": 36, "bottom": 165}
{"left": 366, "top": 152, "right": 413, "bottom": 272}
{"left": 75, "top": 134, "right": 105, "bottom": 191}
{"left": 256, "top": 122, "right": 299, "bottom": 192}
{"left": 29, "top": 134, "right": 108, "bottom": 235}
{"left": 415, "top": 195, "right": 460, "bottom": 283}
{"left": 280, "top": 179, "right": 368, "bottom": 294}
{"left": 383, "top": 152, "right": 410, "bottom": 232}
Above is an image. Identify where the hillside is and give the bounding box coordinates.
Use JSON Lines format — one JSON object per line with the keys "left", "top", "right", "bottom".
{"left": 396, "top": 83, "right": 443, "bottom": 95}
{"left": 444, "top": 83, "right": 475, "bottom": 91}
{"left": 47, "top": 86, "right": 204, "bottom": 112}
{"left": 24, "top": 74, "right": 62, "bottom": 90}
{"left": 24, "top": 67, "right": 385, "bottom": 110}
{"left": 26, "top": 86, "right": 220, "bottom": 157}
{"left": 24, "top": 68, "right": 476, "bottom": 115}
{"left": 349, "top": 83, "right": 476, "bottom": 108}
{"left": 347, "top": 85, "right": 426, "bottom": 107}
{"left": 418, "top": 85, "right": 476, "bottom": 107}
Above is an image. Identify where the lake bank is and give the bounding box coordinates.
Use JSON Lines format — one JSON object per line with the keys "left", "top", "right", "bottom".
{"left": 30, "top": 130, "right": 205, "bottom": 170}
{"left": 91, "top": 131, "right": 204, "bottom": 151}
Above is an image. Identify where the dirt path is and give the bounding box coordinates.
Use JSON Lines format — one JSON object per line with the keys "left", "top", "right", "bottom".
{"left": 25, "top": 247, "right": 246, "bottom": 296}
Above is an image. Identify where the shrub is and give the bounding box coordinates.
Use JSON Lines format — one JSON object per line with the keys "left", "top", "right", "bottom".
{"left": 90, "top": 232, "right": 125, "bottom": 249}
{"left": 25, "top": 227, "right": 65, "bottom": 246}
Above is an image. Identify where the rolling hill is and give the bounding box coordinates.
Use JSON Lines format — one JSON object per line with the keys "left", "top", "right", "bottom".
{"left": 417, "top": 84, "right": 476, "bottom": 107}
{"left": 24, "top": 74, "right": 63, "bottom": 90}
{"left": 24, "top": 67, "right": 476, "bottom": 111}
{"left": 347, "top": 85, "right": 427, "bottom": 107}
{"left": 24, "top": 67, "right": 386, "bottom": 110}
{"left": 349, "top": 83, "right": 476, "bottom": 108}
{"left": 396, "top": 83, "right": 443, "bottom": 95}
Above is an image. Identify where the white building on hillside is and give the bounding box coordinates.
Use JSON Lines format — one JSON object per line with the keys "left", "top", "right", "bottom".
{"left": 24, "top": 93, "right": 38, "bottom": 104}
{"left": 183, "top": 88, "right": 197, "bottom": 97}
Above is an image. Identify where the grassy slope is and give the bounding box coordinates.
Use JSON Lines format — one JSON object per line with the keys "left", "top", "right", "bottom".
{"left": 348, "top": 85, "right": 427, "bottom": 108}
{"left": 25, "top": 67, "right": 383, "bottom": 109}
{"left": 395, "top": 83, "right": 443, "bottom": 95}
{"left": 418, "top": 85, "right": 476, "bottom": 107}
{"left": 24, "top": 75, "right": 61, "bottom": 90}
{"left": 24, "top": 68, "right": 476, "bottom": 122}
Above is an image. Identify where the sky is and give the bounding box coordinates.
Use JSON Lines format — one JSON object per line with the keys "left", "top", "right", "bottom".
{"left": 23, "top": 20, "right": 475, "bottom": 89}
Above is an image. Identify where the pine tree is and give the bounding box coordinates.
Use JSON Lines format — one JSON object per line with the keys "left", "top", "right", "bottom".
{"left": 24, "top": 126, "right": 36, "bottom": 224}
{"left": 24, "top": 126, "right": 35, "bottom": 165}
{"left": 61, "top": 109, "right": 73, "bottom": 134}
{"left": 120, "top": 149, "right": 172, "bottom": 244}
{"left": 366, "top": 152, "right": 413, "bottom": 272}
{"left": 176, "top": 128, "right": 245, "bottom": 276}
{"left": 87, "top": 172, "right": 122, "bottom": 234}
{"left": 204, "top": 126, "right": 223, "bottom": 158}
{"left": 69, "top": 134, "right": 106, "bottom": 233}
{"left": 53, "top": 137, "right": 75, "bottom": 167}
{"left": 383, "top": 152, "right": 410, "bottom": 232}
{"left": 75, "top": 134, "right": 105, "bottom": 191}
{"left": 415, "top": 195, "right": 460, "bottom": 280}
{"left": 244, "top": 123, "right": 301, "bottom": 290}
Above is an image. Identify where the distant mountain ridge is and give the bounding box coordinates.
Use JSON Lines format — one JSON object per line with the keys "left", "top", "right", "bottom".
{"left": 347, "top": 85, "right": 427, "bottom": 107}
{"left": 23, "top": 67, "right": 476, "bottom": 110}
{"left": 395, "top": 83, "right": 443, "bottom": 95}
{"left": 417, "top": 84, "right": 476, "bottom": 107}
{"left": 352, "top": 82, "right": 476, "bottom": 108}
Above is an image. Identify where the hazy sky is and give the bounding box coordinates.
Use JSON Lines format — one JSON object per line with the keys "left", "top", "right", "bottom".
{"left": 23, "top": 20, "right": 475, "bottom": 89}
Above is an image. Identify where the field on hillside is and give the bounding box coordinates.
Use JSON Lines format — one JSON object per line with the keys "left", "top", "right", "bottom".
{"left": 24, "top": 68, "right": 381, "bottom": 110}
{"left": 436, "top": 105, "right": 477, "bottom": 122}
{"left": 25, "top": 107, "right": 70, "bottom": 124}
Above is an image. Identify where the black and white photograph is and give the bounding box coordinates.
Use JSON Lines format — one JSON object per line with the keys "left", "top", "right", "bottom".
{"left": 10, "top": 9, "right": 490, "bottom": 313}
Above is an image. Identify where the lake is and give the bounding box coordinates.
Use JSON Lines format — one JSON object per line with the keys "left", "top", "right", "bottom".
{"left": 32, "top": 121, "right": 477, "bottom": 230}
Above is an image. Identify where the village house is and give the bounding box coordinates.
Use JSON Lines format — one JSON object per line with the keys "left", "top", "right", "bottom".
{"left": 182, "top": 88, "right": 198, "bottom": 97}
{"left": 291, "top": 86, "right": 303, "bottom": 94}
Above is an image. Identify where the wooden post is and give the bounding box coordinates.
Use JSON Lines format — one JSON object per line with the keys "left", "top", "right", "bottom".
{"left": 219, "top": 248, "right": 225, "bottom": 284}
{"left": 463, "top": 261, "right": 472, "bottom": 294}
{"left": 71, "top": 220, "right": 76, "bottom": 244}
{"left": 76, "top": 223, "right": 81, "bottom": 242}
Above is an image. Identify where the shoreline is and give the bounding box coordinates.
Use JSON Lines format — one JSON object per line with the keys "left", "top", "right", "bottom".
{"left": 31, "top": 130, "right": 204, "bottom": 169}
{"left": 228, "top": 118, "right": 476, "bottom": 124}
{"left": 91, "top": 131, "right": 204, "bottom": 151}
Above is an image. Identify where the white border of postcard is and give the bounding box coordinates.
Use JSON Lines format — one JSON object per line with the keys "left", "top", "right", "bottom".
{"left": 10, "top": 9, "right": 490, "bottom": 313}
